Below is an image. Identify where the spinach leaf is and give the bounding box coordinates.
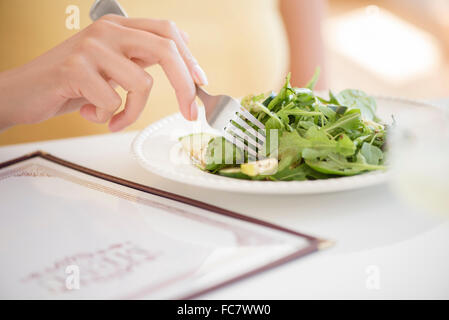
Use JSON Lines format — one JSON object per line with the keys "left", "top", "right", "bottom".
{"left": 278, "top": 131, "right": 309, "bottom": 170}
{"left": 360, "top": 142, "right": 383, "bottom": 165}
{"left": 301, "top": 127, "right": 355, "bottom": 160}
{"left": 270, "top": 165, "right": 308, "bottom": 181}
{"left": 336, "top": 89, "right": 377, "bottom": 121}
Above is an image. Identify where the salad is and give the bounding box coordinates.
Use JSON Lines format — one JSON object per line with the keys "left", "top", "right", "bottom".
{"left": 180, "top": 70, "right": 388, "bottom": 181}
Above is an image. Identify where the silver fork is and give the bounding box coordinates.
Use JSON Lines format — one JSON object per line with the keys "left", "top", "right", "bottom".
{"left": 90, "top": 0, "right": 127, "bottom": 20}
{"left": 196, "top": 85, "right": 266, "bottom": 159}
{"left": 89, "top": 1, "right": 266, "bottom": 157}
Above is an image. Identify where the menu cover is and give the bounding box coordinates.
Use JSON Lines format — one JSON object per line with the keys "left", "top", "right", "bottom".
{"left": 0, "top": 151, "right": 329, "bottom": 299}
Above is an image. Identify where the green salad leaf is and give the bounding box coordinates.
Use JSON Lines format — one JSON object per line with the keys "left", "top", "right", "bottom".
{"left": 336, "top": 89, "right": 377, "bottom": 121}
{"left": 180, "top": 71, "right": 388, "bottom": 181}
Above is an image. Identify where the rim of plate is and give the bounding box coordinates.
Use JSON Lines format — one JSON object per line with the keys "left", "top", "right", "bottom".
{"left": 131, "top": 96, "right": 441, "bottom": 194}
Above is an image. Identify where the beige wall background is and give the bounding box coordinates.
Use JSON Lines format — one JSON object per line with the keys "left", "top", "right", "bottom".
{"left": 0, "top": 0, "right": 288, "bottom": 145}
{"left": 2, "top": 0, "right": 449, "bottom": 146}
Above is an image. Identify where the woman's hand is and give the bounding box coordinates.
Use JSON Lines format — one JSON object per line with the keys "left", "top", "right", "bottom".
{"left": 0, "top": 15, "right": 208, "bottom": 131}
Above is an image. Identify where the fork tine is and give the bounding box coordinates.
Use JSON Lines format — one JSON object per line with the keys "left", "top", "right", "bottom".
{"left": 238, "top": 107, "right": 265, "bottom": 131}
{"left": 225, "top": 128, "right": 258, "bottom": 154}
{"left": 223, "top": 131, "right": 258, "bottom": 159}
{"left": 227, "top": 123, "right": 263, "bottom": 151}
{"left": 232, "top": 116, "right": 266, "bottom": 144}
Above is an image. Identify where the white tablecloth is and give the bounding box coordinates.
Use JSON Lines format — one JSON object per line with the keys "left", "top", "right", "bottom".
{"left": 1, "top": 97, "right": 448, "bottom": 299}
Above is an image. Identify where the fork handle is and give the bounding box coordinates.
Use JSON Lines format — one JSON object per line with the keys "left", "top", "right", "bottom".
{"left": 195, "top": 85, "right": 214, "bottom": 108}
{"left": 90, "top": 0, "right": 128, "bottom": 21}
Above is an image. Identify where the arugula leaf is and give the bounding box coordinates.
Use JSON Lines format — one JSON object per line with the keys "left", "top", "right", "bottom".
{"left": 336, "top": 134, "right": 357, "bottom": 156}
{"left": 264, "top": 117, "right": 282, "bottom": 158}
{"left": 329, "top": 90, "right": 339, "bottom": 105}
{"left": 293, "top": 88, "right": 316, "bottom": 107}
{"left": 185, "top": 70, "right": 388, "bottom": 182}
{"left": 305, "top": 67, "right": 320, "bottom": 90}
{"left": 270, "top": 163, "right": 331, "bottom": 181}
{"left": 317, "top": 105, "right": 337, "bottom": 122}
{"left": 324, "top": 109, "right": 361, "bottom": 133}
{"left": 328, "top": 105, "right": 348, "bottom": 115}
{"left": 204, "top": 137, "right": 245, "bottom": 172}
{"left": 255, "top": 101, "right": 286, "bottom": 129}
{"left": 262, "top": 91, "right": 276, "bottom": 107}
{"left": 267, "top": 73, "right": 293, "bottom": 111}
{"left": 306, "top": 153, "right": 385, "bottom": 176}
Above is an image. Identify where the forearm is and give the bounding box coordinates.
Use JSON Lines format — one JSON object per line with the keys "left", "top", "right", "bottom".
{"left": 0, "top": 68, "right": 22, "bottom": 130}
{"left": 280, "top": 0, "right": 327, "bottom": 89}
{"left": 0, "top": 63, "right": 60, "bottom": 131}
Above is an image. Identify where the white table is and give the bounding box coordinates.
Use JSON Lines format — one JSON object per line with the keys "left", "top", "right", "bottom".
{"left": 1, "top": 112, "right": 449, "bottom": 299}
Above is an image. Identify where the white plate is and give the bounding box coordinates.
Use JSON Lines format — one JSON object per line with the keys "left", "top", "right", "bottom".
{"left": 132, "top": 96, "right": 442, "bottom": 194}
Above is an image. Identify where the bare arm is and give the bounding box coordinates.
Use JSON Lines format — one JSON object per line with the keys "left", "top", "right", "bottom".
{"left": 279, "top": 0, "right": 326, "bottom": 89}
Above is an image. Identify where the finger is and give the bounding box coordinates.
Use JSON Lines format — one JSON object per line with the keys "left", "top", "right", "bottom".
{"left": 56, "top": 97, "right": 89, "bottom": 116}
{"left": 76, "top": 65, "right": 122, "bottom": 123}
{"left": 130, "top": 32, "right": 196, "bottom": 120}
{"left": 121, "top": 31, "right": 197, "bottom": 120}
{"left": 90, "top": 18, "right": 197, "bottom": 121}
{"left": 80, "top": 103, "right": 106, "bottom": 123}
{"left": 108, "top": 86, "right": 152, "bottom": 132}
{"left": 179, "top": 29, "right": 189, "bottom": 44}
{"left": 90, "top": 45, "right": 153, "bottom": 131}
{"left": 101, "top": 15, "right": 208, "bottom": 85}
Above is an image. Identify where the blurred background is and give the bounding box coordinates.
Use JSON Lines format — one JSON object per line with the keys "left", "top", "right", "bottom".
{"left": 1, "top": 0, "right": 448, "bottom": 145}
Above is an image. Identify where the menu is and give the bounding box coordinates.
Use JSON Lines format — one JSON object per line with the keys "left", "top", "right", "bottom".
{"left": 0, "top": 152, "right": 327, "bottom": 299}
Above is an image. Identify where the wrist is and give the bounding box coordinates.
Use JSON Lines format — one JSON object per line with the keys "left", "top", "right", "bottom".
{"left": 0, "top": 68, "right": 19, "bottom": 130}
{"left": 0, "top": 62, "right": 63, "bottom": 128}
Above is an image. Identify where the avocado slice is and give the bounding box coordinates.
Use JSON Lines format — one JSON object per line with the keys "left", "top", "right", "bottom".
{"left": 241, "top": 158, "right": 278, "bottom": 177}
{"left": 179, "top": 133, "right": 215, "bottom": 169}
{"left": 217, "top": 167, "right": 251, "bottom": 180}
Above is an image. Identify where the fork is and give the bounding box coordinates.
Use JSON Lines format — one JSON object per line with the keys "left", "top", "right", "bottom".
{"left": 89, "top": 1, "right": 266, "bottom": 158}
{"left": 196, "top": 85, "right": 266, "bottom": 159}
{"left": 90, "top": 0, "right": 127, "bottom": 20}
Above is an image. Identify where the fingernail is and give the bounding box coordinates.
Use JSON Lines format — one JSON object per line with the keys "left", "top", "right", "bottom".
{"left": 192, "top": 65, "right": 208, "bottom": 86}
{"left": 190, "top": 100, "right": 198, "bottom": 121}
